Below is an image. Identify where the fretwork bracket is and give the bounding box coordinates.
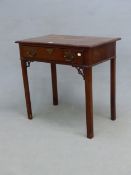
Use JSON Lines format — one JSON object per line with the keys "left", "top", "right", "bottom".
{"left": 72, "top": 66, "right": 86, "bottom": 80}
{"left": 26, "top": 61, "right": 34, "bottom": 68}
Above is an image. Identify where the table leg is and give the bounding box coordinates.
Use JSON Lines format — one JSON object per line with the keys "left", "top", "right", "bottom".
{"left": 110, "top": 58, "right": 116, "bottom": 120}
{"left": 51, "top": 63, "right": 58, "bottom": 105}
{"left": 21, "top": 60, "right": 33, "bottom": 119}
{"left": 84, "top": 67, "right": 94, "bottom": 138}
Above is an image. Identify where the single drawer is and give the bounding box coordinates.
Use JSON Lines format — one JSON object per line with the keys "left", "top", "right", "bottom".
{"left": 20, "top": 46, "right": 84, "bottom": 65}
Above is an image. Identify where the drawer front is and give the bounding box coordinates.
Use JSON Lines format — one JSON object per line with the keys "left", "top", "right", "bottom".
{"left": 20, "top": 46, "right": 84, "bottom": 65}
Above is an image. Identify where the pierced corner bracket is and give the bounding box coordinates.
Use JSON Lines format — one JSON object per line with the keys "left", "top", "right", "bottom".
{"left": 72, "top": 66, "right": 85, "bottom": 80}
{"left": 26, "top": 61, "right": 31, "bottom": 68}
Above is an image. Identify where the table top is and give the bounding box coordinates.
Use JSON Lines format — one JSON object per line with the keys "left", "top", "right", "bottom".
{"left": 16, "top": 35, "right": 121, "bottom": 48}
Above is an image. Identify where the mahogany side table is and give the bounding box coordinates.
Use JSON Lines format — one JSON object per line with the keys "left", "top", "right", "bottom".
{"left": 15, "top": 35, "right": 121, "bottom": 138}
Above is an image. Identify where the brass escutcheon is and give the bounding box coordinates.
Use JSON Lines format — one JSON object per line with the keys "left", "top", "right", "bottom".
{"left": 46, "top": 48, "right": 54, "bottom": 55}
{"left": 26, "top": 48, "right": 37, "bottom": 57}
{"left": 64, "top": 50, "right": 75, "bottom": 62}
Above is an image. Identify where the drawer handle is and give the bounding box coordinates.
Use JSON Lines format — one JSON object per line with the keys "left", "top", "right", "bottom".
{"left": 46, "top": 48, "right": 54, "bottom": 55}
{"left": 26, "top": 48, "right": 37, "bottom": 57}
{"left": 64, "top": 51, "right": 75, "bottom": 62}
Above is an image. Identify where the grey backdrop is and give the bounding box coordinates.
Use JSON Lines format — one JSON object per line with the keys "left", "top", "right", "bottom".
{"left": 0, "top": 0, "right": 131, "bottom": 175}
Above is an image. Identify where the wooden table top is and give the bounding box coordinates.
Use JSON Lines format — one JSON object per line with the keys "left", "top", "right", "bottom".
{"left": 16, "top": 34, "right": 121, "bottom": 48}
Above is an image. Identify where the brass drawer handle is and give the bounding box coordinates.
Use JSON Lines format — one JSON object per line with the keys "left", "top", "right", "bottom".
{"left": 64, "top": 51, "right": 75, "bottom": 62}
{"left": 26, "top": 48, "right": 37, "bottom": 57}
{"left": 64, "top": 50, "right": 83, "bottom": 62}
{"left": 46, "top": 48, "right": 54, "bottom": 55}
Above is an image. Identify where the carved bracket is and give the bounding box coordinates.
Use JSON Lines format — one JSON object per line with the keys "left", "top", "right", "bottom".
{"left": 72, "top": 66, "right": 85, "bottom": 80}
{"left": 26, "top": 61, "right": 31, "bottom": 68}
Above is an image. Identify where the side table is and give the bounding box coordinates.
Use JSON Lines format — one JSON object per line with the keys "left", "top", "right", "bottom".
{"left": 16, "top": 35, "right": 121, "bottom": 138}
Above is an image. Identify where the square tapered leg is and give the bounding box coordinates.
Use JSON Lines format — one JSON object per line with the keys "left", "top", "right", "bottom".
{"left": 21, "top": 60, "right": 33, "bottom": 119}
{"left": 84, "top": 67, "right": 94, "bottom": 138}
{"left": 110, "top": 58, "right": 116, "bottom": 120}
{"left": 51, "top": 63, "right": 58, "bottom": 105}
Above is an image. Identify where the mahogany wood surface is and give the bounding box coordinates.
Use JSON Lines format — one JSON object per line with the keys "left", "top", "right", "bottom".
{"left": 16, "top": 34, "right": 121, "bottom": 139}
{"left": 16, "top": 34, "right": 120, "bottom": 48}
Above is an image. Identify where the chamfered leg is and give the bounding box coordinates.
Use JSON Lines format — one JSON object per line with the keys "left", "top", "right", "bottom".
{"left": 21, "top": 60, "right": 33, "bottom": 119}
{"left": 84, "top": 67, "right": 94, "bottom": 138}
{"left": 51, "top": 63, "right": 58, "bottom": 105}
{"left": 110, "top": 58, "right": 116, "bottom": 120}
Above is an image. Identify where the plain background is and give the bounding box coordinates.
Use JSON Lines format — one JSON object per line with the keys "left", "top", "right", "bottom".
{"left": 0, "top": 0, "right": 131, "bottom": 174}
